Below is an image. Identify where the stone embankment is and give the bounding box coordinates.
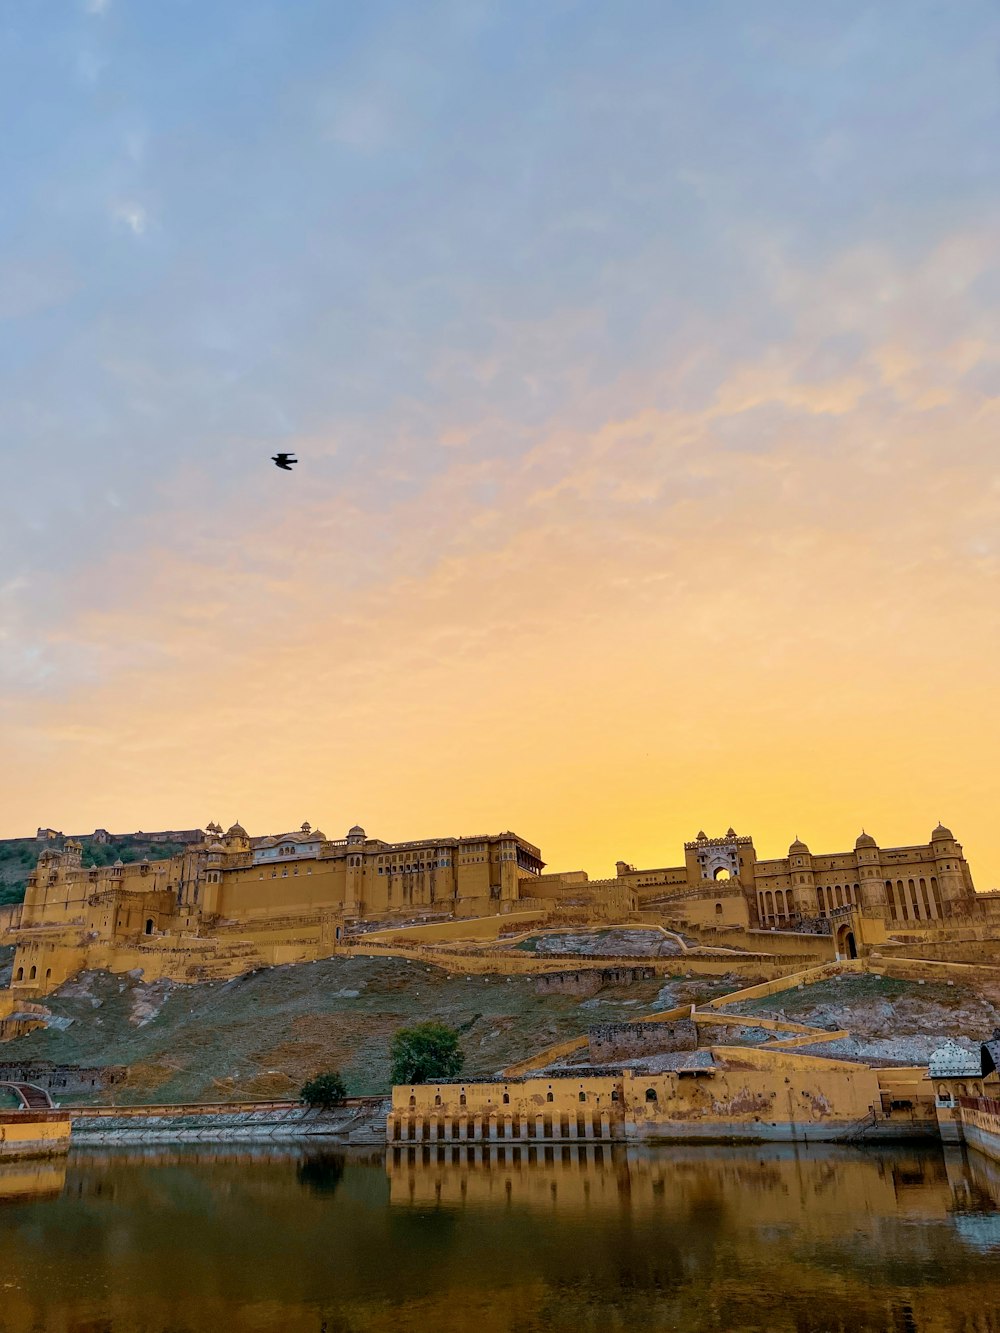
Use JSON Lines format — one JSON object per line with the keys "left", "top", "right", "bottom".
{"left": 68, "top": 1096, "right": 390, "bottom": 1146}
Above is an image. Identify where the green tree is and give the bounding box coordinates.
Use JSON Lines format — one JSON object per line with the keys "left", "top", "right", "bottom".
{"left": 390, "top": 1022, "right": 464, "bottom": 1085}
{"left": 300, "top": 1071, "right": 347, "bottom": 1109}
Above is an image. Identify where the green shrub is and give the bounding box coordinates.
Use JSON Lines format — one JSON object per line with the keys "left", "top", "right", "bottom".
{"left": 300, "top": 1071, "right": 347, "bottom": 1109}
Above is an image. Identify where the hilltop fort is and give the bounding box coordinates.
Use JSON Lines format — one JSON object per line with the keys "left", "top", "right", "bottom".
{"left": 1, "top": 817, "right": 997, "bottom": 1000}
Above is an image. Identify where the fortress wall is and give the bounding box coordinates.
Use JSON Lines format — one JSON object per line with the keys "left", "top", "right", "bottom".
{"left": 363, "top": 911, "right": 546, "bottom": 945}
{"left": 589, "top": 1019, "right": 697, "bottom": 1063}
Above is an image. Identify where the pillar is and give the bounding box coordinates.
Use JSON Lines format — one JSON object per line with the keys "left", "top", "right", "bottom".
{"left": 535, "top": 1115, "right": 545, "bottom": 1140}
{"left": 600, "top": 1112, "right": 611, "bottom": 1140}
{"left": 488, "top": 1116, "right": 498, "bottom": 1141}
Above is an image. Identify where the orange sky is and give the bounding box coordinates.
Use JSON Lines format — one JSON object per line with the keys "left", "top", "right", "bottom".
{"left": 2, "top": 7, "right": 998, "bottom": 888}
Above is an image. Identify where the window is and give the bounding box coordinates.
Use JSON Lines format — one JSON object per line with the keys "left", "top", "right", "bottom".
{"left": 29, "top": 966, "right": 37, "bottom": 980}
{"left": 459, "top": 1093, "right": 467, "bottom": 1106}
{"left": 502, "top": 1093, "right": 510, "bottom": 1104}
{"left": 578, "top": 1091, "right": 586, "bottom": 1103}
{"left": 546, "top": 1092, "right": 554, "bottom": 1102}
{"left": 645, "top": 1088, "right": 658, "bottom": 1102}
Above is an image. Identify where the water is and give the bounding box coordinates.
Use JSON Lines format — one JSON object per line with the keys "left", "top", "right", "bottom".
{"left": 2, "top": 1144, "right": 1000, "bottom": 1332}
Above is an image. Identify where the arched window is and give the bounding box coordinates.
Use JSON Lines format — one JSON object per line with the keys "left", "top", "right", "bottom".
{"left": 408, "top": 1095, "right": 416, "bottom": 1108}
{"left": 502, "top": 1092, "right": 510, "bottom": 1104}
{"left": 145, "top": 918, "right": 154, "bottom": 935}
{"left": 611, "top": 1089, "right": 619, "bottom": 1101}
{"left": 578, "top": 1091, "right": 586, "bottom": 1103}
{"left": 459, "top": 1093, "right": 467, "bottom": 1106}
{"left": 546, "top": 1091, "right": 554, "bottom": 1102}
{"left": 715, "top": 902, "right": 723, "bottom": 915}
{"left": 15, "top": 967, "right": 23, "bottom": 982}
{"left": 645, "top": 1088, "right": 658, "bottom": 1102}
{"left": 434, "top": 1094, "right": 441, "bottom": 1106}
{"left": 45, "top": 969, "right": 51, "bottom": 981}
{"left": 29, "top": 965, "right": 36, "bottom": 980}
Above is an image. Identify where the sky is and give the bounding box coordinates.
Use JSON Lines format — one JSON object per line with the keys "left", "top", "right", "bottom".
{"left": 1, "top": 1, "right": 999, "bottom": 884}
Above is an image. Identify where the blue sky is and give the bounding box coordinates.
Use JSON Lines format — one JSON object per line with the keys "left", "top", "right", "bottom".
{"left": 2, "top": 1, "right": 999, "bottom": 879}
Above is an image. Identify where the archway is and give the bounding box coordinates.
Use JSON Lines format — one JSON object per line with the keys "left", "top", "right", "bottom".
{"left": 836, "top": 924, "right": 858, "bottom": 959}
{"left": 145, "top": 919, "right": 154, "bottom": 935}
{"left": 714, "top": 867, "right": 731, "bottom": 881}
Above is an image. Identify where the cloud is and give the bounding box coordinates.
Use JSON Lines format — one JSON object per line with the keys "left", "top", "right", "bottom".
{"left": 112, "top": 202, "right": 147, "bottom": 235}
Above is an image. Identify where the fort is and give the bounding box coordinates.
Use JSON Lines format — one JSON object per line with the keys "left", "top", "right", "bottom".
{"left": 0, "top": 817, "right": 996, "bottom": 999}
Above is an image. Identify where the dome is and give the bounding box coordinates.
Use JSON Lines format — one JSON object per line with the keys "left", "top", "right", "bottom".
{"left": 725, "top": 827, "right": 736, "bottom": 838}
{"left": 348, "top": 824, "right": 365, "bottom": 837}
{"left": 226, "top": 822, "right": 248, "bottom": 838}
{"left": 789, "top": 837, "right": 809, "bottom": 855}
{"left": 695, "top": 830, "right": 707, "bottom": 841}
{"left": 855, "top": 831, "right": 877, "bottom": 850}
{"left": 932, "top": 823, "right": 954, "bottom": 842}
{"left": 208, "top": 841, "right": 225, "bottom": 852}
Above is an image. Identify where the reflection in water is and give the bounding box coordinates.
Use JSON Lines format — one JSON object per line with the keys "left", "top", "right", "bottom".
{"left": 0, "top": 1144, "right": 999, "bottom": 1331}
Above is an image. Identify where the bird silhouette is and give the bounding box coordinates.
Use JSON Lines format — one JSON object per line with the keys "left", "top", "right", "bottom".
{"left": 271, "top": 453, "right": 298, "bottom": 471}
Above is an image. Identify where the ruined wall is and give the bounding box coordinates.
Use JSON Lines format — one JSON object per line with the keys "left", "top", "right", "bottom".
{"left": 588, "top": 1019, "right": 697, "bottom": 1063}
{"left": 534, "top": 966, "right": 656, "bottom": 996}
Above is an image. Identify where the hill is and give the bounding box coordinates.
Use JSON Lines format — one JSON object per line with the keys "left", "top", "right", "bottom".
{"left": 0, "top": 954, "right": 730, "bottom": 1102}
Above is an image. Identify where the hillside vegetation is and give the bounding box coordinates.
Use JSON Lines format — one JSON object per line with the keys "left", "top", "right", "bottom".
{"left": 3, "top": 956, "right": 730, "bottom": 1103}
{"left": 0, "top": 839, "right": 187, "bottom": 906}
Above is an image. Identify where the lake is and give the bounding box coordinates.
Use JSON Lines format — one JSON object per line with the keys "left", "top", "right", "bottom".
{"left": 1, "top": 1143, "right": 999, "bottom": 1332}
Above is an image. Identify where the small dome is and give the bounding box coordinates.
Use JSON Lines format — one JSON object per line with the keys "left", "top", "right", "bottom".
{"left": 226, "top": 822, "right": 248, "bottom": 838}
{"left": 208, "top": 841, "right": 225, "bottom": 852}
{"left": 348, "top": 824, "right": 365, "bottom": 837}
{"left": 725, "top": 826, "right": 736, "bottom": 838}
{"left": 932, "top": 823, "right": 954, "bottom": 842}
{"left": 300, "top": 821, "right": 312, "bottom": 834}
{"left": 695, "top": 830, "right": 707, "bottom": 841}
{"left": 855, "top": 831, "right": 877, "bottom": 850}
{"left": 789, "top": 837, "right": 809, "bottom": 855}
{"left": 113, "top": 858, "right": 124, "bottom": 867}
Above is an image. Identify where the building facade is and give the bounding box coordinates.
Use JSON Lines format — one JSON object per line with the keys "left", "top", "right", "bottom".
{"left": 7, "top": 821, "right": 544, "bottom": 996}
{"left": 615, "top": 824, "right": 980, "bottom": 928}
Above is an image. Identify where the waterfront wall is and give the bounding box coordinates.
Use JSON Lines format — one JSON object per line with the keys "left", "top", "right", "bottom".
{"left": 67, "top": 1097, "right": 391, "bottom": 1146}
{"left": 388, "top": 1049, "right": 928, "bottom": 1146}
{"left": 0, "top": 1112, "right": 71, "bottom": 1160}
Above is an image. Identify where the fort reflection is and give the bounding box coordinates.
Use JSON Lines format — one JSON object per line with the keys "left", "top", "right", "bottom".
{"left": 0, "top": 1146, "right": 998, "bottom": 1332}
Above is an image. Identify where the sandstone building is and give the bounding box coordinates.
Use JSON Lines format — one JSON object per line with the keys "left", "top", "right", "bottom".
{"left": 6, "top": 821, "right": 544, "bottom": 996}
{"left": 613, "top": 824, "right": 981, "bottom": 929}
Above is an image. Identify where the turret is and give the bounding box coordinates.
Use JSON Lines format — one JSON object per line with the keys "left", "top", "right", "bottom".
{"left": 787, "top": 838, "right": 815, "bottom": 917}
{"left": 853, "top": 831, "right": 884, "bottom": 914}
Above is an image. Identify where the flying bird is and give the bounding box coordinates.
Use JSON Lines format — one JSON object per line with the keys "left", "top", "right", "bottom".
{"left": 271, "top": 453, "right": 298, "bottom": 471}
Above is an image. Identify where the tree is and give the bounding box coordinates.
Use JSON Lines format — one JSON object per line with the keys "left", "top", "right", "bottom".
{"left": 300, "top": 1071, "right": 347, "bottom": 1109}
{"left": 390, "top": 1022, "right": 464, "bottom": 1085}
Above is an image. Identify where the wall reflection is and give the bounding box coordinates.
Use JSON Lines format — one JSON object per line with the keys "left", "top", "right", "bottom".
{"left": 0, "top": 1145, "right": 996, "bottom": 1333}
